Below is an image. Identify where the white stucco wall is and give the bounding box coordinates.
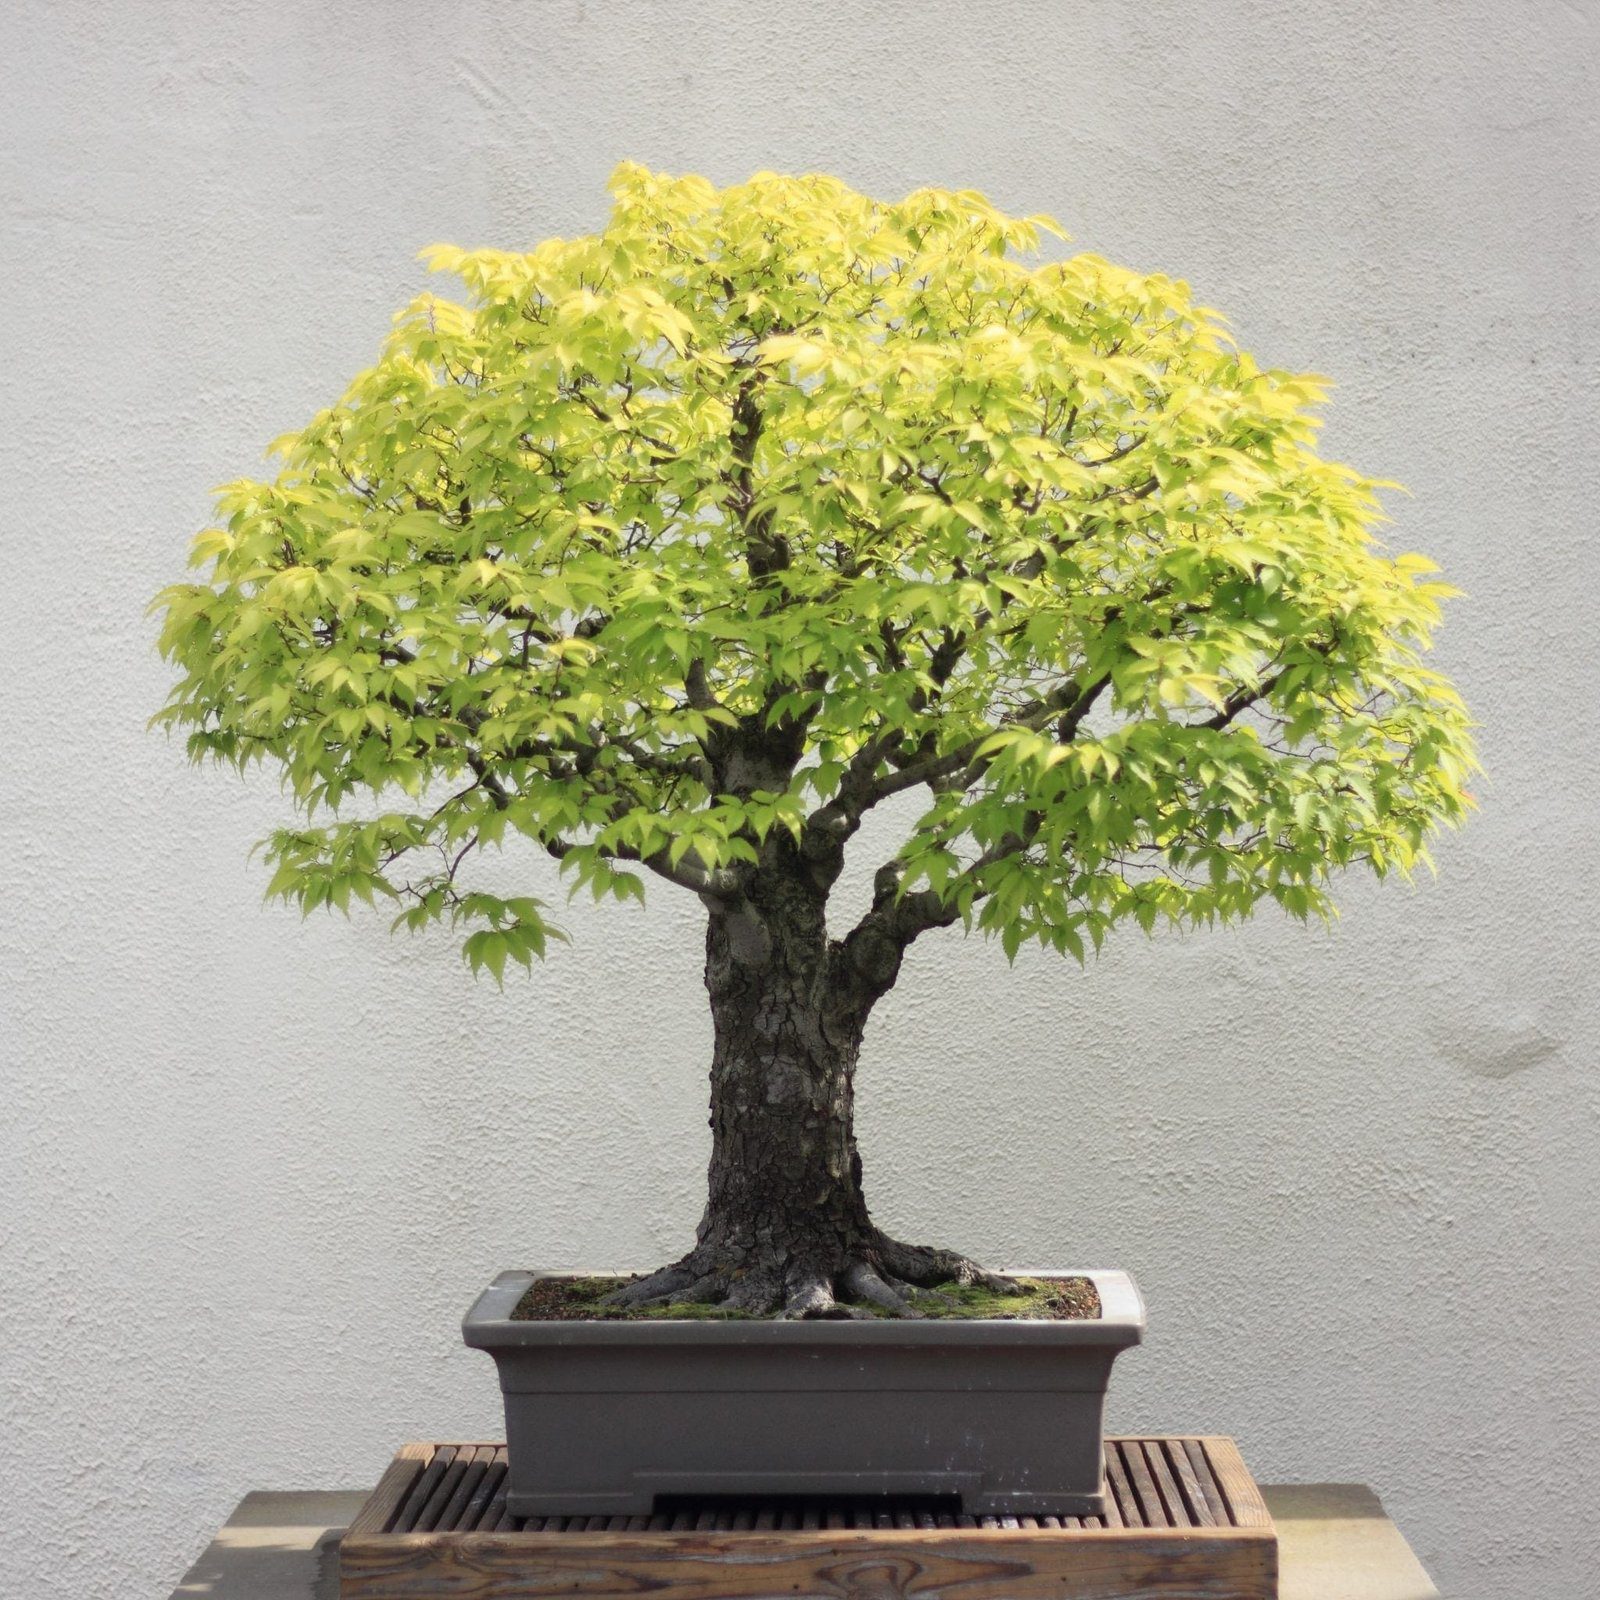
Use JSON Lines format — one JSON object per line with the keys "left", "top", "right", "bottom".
{"left": 3, "top": 3, "right": 1595, "bottom": 1596}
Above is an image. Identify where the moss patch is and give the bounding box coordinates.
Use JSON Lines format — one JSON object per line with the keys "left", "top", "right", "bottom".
{"left": 915, "top": 1275, "right": 1100, "bottom": 1320}
{"left": 509, "top": 1273, "right": 1100, "bottom": 1322}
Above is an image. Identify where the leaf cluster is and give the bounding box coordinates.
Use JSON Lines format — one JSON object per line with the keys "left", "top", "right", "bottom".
{"left": 153, "top": 163, "right": 1476, "bottom": 978}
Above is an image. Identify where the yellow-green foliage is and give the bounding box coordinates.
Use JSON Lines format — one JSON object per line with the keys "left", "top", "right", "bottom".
{"left": 153, "top": 164, "right": 1475, "bottom": 976}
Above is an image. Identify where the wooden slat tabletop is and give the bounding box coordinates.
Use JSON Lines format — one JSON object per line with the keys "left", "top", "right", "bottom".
{"left": 335, "top": 1437, "right": 1279, "bottom": 1597}
{"left": 361, "top": 1439, "right": 1266, "bottom": 1538}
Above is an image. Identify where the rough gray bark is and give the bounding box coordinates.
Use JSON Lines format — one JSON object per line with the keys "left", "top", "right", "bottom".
{"left": 603, "top": 849, "right": 1010, "bottom": 1318}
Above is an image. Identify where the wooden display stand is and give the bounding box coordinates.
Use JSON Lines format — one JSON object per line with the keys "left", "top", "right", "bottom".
{"left": 339, "top": 1436, "right": 1277, "bottom": 1598}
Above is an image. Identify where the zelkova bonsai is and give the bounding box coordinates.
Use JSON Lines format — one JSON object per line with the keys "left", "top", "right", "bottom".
{"left": 153, "top": 165, "right": 1474, "bottom": 1320}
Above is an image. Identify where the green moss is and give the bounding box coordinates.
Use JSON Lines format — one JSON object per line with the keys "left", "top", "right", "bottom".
{"left": 912, "top": 1276, "right": 1097, "bottom": 1319}
{"left": 633, "top": 1299, "right": 762, "bottom": 1320}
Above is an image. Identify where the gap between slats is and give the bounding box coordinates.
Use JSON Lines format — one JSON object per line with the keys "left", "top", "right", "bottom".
{"left": 387, "top": 1446, "right": 511, "bottom": 1533}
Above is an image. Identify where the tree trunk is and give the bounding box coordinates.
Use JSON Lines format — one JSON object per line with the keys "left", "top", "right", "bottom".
{"left": 694, "top": 886, "right": 872, "bottom": 1302}
{"left": 603, "top": 863, "right": 1010, "bottom": 1318}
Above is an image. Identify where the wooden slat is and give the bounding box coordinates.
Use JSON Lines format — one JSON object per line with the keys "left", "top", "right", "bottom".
{"left": 1164, "top": 1438, "right": 1217, "bottom": 1527}
{"left": 1198, "top": 1436, "right": 1275, "bottom": 1529}
{"left": 1099, "top": 1468, "right": 1124, "bottom": 1531}
{"left": 1118, "top": 1439, "right": 1170, "bottom": 1527}
{"left": 386, "top": 1444, "right": 456, "bottom": 1534}
{"left": 1183, "top": 1437, "right": 1234, "bottom": 1525}
{"left": 412, "top": 1446, "right": 475, "bottom": 1532}
{"left": 343, "top": 1442, "right": 432, "bottom": 1538}
{"left": 1140, "top": 1438, "right": 1190, "bottom": 1527}
{"left": 435, "top": 1444, "right": 495, "bottom": 1531}
{"left": 476, "top": 1466, "right": 511, "bottom": 1532}
{"left": 1103, "top": 1441, "right": 1144, "bottom": 1527}
{"left": 457, "top": 1449, "right": 506, "bottom": 1532}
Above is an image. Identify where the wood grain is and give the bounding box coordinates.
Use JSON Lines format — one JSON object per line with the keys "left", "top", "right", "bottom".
{"left": 344, "top": 1442, "right": 431, "bottom": 1539}
{"left": 1199, "top": 1436, "right": 1275, "bottom": 1530}
{"left": 343, "top": 1528, "right": 1275, "bottom": 1599}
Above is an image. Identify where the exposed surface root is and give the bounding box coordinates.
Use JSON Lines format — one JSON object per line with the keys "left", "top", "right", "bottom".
{"left": 868, "top": 1233, "right": 1019, "bottom": 1296}
{"left": 599, "top": 1265, "right": 726, "bottom": 1309}
{"left": 782, "top": 1275, "right": 836, "bottom": 1318}
{"left": 840, "top": 1260, "right": 924, "bottom": 1317}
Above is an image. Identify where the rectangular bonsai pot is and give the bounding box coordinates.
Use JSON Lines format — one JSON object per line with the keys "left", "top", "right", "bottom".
{"left": 462, "top": 1267, "right": 1144, "bottom": 1518}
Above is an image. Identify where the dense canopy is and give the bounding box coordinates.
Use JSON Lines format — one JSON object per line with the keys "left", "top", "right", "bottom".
{"left": 154, "top": 163, "right": 1475, "bottom": 979}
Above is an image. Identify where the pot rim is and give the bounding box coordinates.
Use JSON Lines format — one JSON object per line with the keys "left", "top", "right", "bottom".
{"left": 463, "top": 1267, "right": 1144, "bottom": 1347}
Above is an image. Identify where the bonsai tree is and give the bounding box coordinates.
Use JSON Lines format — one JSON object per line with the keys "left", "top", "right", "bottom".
{"left": 153, "top": 164, "right": 1474, "bottom": 1318}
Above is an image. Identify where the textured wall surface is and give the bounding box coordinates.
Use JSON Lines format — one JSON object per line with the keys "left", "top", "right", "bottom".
{"left": 2, "top": 3, "right": 1595, "bottom": 1597}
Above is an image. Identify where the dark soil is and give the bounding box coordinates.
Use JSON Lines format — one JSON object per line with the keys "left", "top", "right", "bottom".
{"left": 510, "top": 1273, "right": 1101, "bottom": 1322}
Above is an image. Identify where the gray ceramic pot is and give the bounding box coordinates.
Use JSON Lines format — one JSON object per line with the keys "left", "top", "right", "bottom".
{"left": 463, "top": 1268, "right": 1144, "bottom": 1517}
